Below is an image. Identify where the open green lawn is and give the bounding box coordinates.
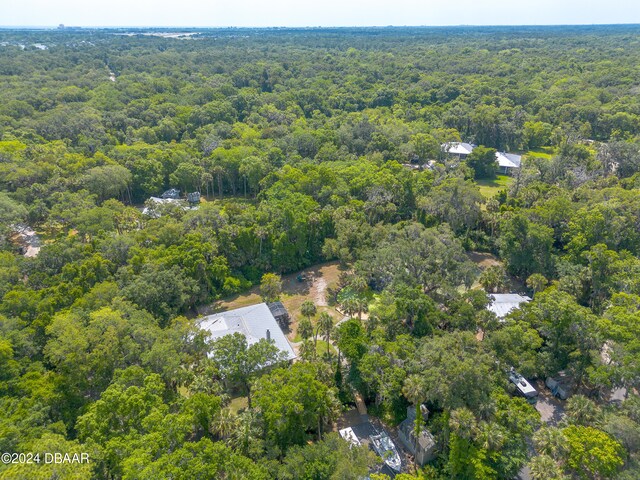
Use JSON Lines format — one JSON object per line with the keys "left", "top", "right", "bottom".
{"left": 229, "top": 396, "right": 249, "bottom": 414}
{"left": 477, "top": 175, "right": 514, "bottom": 199}
{"left": 315, "top": 339, "right": 336, "bottom": 356}
{"left": 203, "top": 261, "right": 344, "bottom": 342}
{"left": 525, "top": 147, "right": 556, "bottom": 159}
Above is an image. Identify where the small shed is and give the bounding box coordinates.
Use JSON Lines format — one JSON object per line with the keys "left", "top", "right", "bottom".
{"left": 546, "top": 372, "right": 574, "bottom": 400}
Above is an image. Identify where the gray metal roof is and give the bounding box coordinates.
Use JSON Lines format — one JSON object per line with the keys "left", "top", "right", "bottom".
{"left": 267, "top": 301, "right": 288, "bottom": 318}
{"left": 487, "top": 294, "right": 531, "bottom": 318}
{"left": 199, "top": 303, "right": 296, "bottom": 361}
{"left": 495, "top": 152, "right": 522, "bottom": 169}
{"left": 399, "top": 416, "right": 435, "bottom": 450}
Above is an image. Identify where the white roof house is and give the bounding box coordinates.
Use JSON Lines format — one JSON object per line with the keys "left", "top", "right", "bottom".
{"left": 199, "top": 303, "right": 296, "bottom": 361}
{"left": 495, "top": 152, "right": 522, "bottom": 170}
{"left": 442, "top": 142, "right": 476, "bottom": 156}
{"left": 142, "top": 197, "right": 199, "bottom": 217}
{"left": 141, "top": 197, "right": 182, "bottom": 216}
{"left": 487, "top": 293, "right": 531, "bottom": 319}
{"left": 442, "top": 143, "right": 523, "bottom": 171}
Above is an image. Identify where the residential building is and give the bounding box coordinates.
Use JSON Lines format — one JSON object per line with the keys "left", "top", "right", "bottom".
{"left": 487, "top": 293, "right": 531, "bottom": 319}
{"left": 199, "top": 303, "right": 296, "bottom": 361}
{"left": 397, "top": 406, "right": 436, "bottom": 466}
{"left": 441, "top": 141, "right": 475, "bottom": 159}
{"left": 442, "top": 142, "right": 523, "bottom": 174}
{"left": 495, "top": 151, "right": 522, "bottom": 174}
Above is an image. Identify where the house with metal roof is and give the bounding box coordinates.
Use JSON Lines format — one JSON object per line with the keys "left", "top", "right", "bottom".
{"left": 442, "top": 141, "right": 476, "bottom": 158}
{"left": 442, "top": 142, "right": 523, "bottom": 174}
{"left": 199, "top": 303, "right": 296, "bottom": 361}
{"left": 487, "top": 293, "right": 531, "bottom": 319}
{"left": 495, "top": 152, "right": 522, "bottom": 173}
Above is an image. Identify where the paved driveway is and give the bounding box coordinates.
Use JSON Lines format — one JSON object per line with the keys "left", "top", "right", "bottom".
{"left": 535, "top": 381, "right": 565, "bottom": 426}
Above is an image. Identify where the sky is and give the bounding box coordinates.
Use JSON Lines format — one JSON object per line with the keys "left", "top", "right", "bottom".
{"left": 1, "top": 0, "right": 640, "bottom": 27}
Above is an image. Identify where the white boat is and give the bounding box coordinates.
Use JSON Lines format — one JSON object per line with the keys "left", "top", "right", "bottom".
{"left": 369, "top": 432, "right": 402, "bottom": 472}
{"left": 339, "top": 427, "right": 362, "bottom": 447}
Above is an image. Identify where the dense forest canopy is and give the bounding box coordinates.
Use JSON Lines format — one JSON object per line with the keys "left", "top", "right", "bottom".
{"left": 1, "top": 25, "right": 640, "bottom": 479}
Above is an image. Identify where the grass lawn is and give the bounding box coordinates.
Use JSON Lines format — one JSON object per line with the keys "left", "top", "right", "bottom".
{"left": 204, "top": 261, "right": 345, "bottom": 342}
{"left": 525, "top": 147, "right": 555, "bottom": 159}
{"left": 229, "top": 396, "right": 249, "bottom": 414}
{"left": 477, "top": 175, "right": 514, "bottom": 199}
{"left": 315, "top": 339, "right": 336, "bottom": 356}
{"left": 467, "top": 251, "right": 527, "bottom": 292}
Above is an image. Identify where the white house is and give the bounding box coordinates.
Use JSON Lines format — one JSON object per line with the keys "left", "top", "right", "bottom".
{"left": 142, "top": 197, "right": 199, "bottom": 217}
{"left": 199, "top": 303, "right": 296, "bottom": 361}
{"left": 442, "top": 142, "right": 476, "bottom": 158}
{"left": 495, "top": 152, "right": 522, "bottom": 174}
{"left": 443, "top": 142, "right": 523, "bottom": 174}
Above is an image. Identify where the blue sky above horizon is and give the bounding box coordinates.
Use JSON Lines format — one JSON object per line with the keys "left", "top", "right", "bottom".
{"left": 1, "top": 0, "right": 639, "bottom": 27}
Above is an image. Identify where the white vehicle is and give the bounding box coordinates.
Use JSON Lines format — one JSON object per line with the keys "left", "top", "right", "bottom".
{"left": 339, "top": 427, "right": 362, "bottom": 448}
{"left": 369, "top": 432, "right": 402, "bottom": 472}
{"left": 509, "top": 368, "right": 538, "bottom": 404}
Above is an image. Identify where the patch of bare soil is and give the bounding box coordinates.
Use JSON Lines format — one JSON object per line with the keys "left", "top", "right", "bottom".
{"left": 200, "top": 261, "right": 345, "bottom": 342}
{"left": 467, "top": 251, "right": 502, "bottom": 269}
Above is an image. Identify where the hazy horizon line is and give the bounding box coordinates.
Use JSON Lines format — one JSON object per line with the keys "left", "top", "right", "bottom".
{"left": 1, "top": 22, "right": 640, "bottom": 30}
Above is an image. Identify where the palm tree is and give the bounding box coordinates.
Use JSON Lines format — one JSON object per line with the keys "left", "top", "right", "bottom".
{"left": 316, "top": 388, "right": 341, "bottom": 440}
{"left": 297, "top": 317, "right": 313, "bottom": 342}
{"left": 347, "top": 274, "right": 368, "bottom": 294}
{"left": 479, "top": 265, "right": 507, "bottom": 293}
{"left": 229, "top": 410, "right": 261, "bottom": 456}
{"left": 533, "top": 426, "right": 567, "bottom": 459}
{"left": 200, "top": 172, "right": 213, "bottom": 198}
{"left": 299, "top": 339, "right": 316, "bottom": 362}
{"left": 211, "top": 165, "right": 225, "bottom": 197}
{"left": 340, "top": 296, "right": 359, "bottom": 319}
{"left": 486, "top": 198, "right": 500, "bottom": 239}
{"left": 402, "top": 374, "right": 425, "bottom": 439}
{"left": 301, "top": 300, "right": 318, "bottom": 346}
{"left": 211, "top": 408, "right": 237, "bottom": 441}
{"left": 255, "top": 226, "right": 268, "bottom": 257}
{"left": 317, "top": 312, "right": 334, "bottom": 357}
{"left": 529, "top": 454, "right": 567, "bottom": 480}
{"left": 478, "top": 422, "right": 506, "bottom": 452}
{"left": 565, "top": 394, "right": 601, "bottom": 427}
{"left": 526, "top": 273, "right": 548, "bottom": 296}
{"left": 354, "top": 295, "right": 369, "bottom": 321}
{"left": 449, "top": 408, "right": 477, "bottom": 440}
{"left": 301, "top": 300, "right": 317, "bottom": 323}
